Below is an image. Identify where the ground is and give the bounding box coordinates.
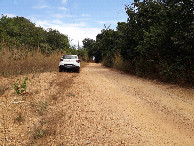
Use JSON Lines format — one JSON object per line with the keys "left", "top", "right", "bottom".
{"left": 0, "top": 63, "right": 193, "bottom": 145}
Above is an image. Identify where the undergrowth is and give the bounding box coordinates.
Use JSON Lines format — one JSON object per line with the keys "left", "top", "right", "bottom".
{"left": 13, "top": 77, "right": 28, "bottom": 95}
{"left": 112, "top": 55, "right": 194, "bottom": 87}
{"left": 0, "top": 47, "right": 63, "bottom": 77}
{"left": 0, "top": 47, "right": 86, "bottom": 145}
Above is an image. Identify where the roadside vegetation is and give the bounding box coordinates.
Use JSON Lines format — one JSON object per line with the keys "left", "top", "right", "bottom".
{"left": 0, "top": 15, "right": 87, "bottom": 145}
{"left": 0, "top": 15, "right": 88, "bottom": 77}
{"left": 0, "top": 0, "right": 192, "bottom": 144}
{"left": 0, "top": 48, "right": 61, "bottom": 77}
{"left": 0, "top": 72, "right": 76, "bottom": 145}
{"left": 83, "top": 0, "right": 193, "bottom": 85}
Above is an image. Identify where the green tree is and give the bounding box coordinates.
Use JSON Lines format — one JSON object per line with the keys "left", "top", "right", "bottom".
{"left": 82, "top": 38, "right": 96, "bottom": 60}
{"left": 87, "top": 0, "right": 193, "bottom": 85}
{"left": 46, "top": 28, "right": 70, "bottom": 52}
{"left": 0, "top": 15, "right": 71, "bottom": 53}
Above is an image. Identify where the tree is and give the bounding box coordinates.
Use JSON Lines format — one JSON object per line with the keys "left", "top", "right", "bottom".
{"left": 82, "top": 38, "right": 96, "bottom": 60}
{"left": 84, "top": 0, "right": 193, "bottom": 85}
{"left": 0, "top": 15, "right": 70, "bottom": 53}
{"left": 46, "top": 28, "right": 70, "bottom": 52}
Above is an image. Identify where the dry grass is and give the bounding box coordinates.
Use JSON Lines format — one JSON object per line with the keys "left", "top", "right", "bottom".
{"left": 0, "top": 47, "right": 88, "bottom": 145}
{"left": 113, "top": 55, "right": 133, "bottom": 72}
{"left": 0, "top": 85, "right": 8, "bottom": 96}
{"left": 0, "top": 47, "right": 63, "bottom": 77}
{"left": 0, "top": 51, "right": 84, "bottom": 145}
{"left": 0, "top": 71, "right": 76, "bottom": 145}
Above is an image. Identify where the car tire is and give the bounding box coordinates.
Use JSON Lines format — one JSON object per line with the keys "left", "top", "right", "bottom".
{"left": 59, "top": 67, "right": 62, "bottom": 72}
{"left": 76, "top": 67, "right": 80, "bottom": 73}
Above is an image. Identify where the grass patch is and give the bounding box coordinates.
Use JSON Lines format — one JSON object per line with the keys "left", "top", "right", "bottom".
{"left": 113, "top": 55, "right": 133, "bottom": 73}
{"left": 37, "top": 101, "right": 48, "bottom": 116}
{"left": 0, "top": 85, "right": 8, "bottom": 96}
{"left": 33, "top": 128, "right": 48, "bottom": 139}
{"left": 31, "top": 101, "right": 48, "bottom": 116}
{"left": 13, "top": 77, "right": 28, "bottom": 95}
{"left": 0, "top": 48, "right": 62, "bottom": 77}
{"left": 14, "top": 112, "right": 24, "bottom": 123}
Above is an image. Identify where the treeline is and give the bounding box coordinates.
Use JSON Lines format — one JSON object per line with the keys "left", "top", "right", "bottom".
{"left": 0, "top": 15, "right": 89, "bottom": 60}
{"left": 0, "top": 15, "right": 71, "bottom": 53}
{"left": 0, "top": 15, "right": 89, "bottom": 76}
{"left": 83, "top": 0, "right": 193, "bottom": 85}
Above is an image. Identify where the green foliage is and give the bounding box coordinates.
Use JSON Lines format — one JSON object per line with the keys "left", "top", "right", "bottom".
{"left": 83, "top": 29, "right": 120, "bottom": 64}
{"left": 64, "top": 46, "right": 88, "bottom": 61}
{"left": 82, "top": 38, "right": 96, "bottom": 61}
{"left": 13, "top": 77, "right": 28, "bottom": 95}
{"left": 77, "top": 48, "right": 88, "bottom": 61}
{"left": 46, "top": 28, "right": 70, "bottom": 52}
{"left": 0, "top": 15, "right": 70, "bottom": 53}
{"left": 83, "top": 0, "right": 193, "bottom": 85}
{"left": 124, "top": 0, "right": 194, "bottom": 84}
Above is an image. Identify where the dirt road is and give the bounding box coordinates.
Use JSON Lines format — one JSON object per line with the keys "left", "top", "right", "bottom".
{"left": 0, "top": 63, "right": 193, "bottom": 145}
{"left": 56, "top": 63, "right": 194, "bottom": 145}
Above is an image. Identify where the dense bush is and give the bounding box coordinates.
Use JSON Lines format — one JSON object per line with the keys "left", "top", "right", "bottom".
{"left": 0, "top": 15, "right": 70, "bottom": 53}
{"left": 83, "top": 0, "right": 193, "bottom": 85}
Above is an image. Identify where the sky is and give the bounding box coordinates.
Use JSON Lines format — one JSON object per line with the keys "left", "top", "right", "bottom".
{"left": 0, "top": 0, "right": 133, "bottom": 47}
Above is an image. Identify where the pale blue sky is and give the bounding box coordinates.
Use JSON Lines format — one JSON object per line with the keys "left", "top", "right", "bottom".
{"left": 0, "top": 0, "right": 133, "bottom": 46}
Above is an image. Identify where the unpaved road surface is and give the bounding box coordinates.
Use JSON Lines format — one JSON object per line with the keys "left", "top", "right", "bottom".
{"left": 0, "top": 63, "right": 193, "bottom": 145}
{"left": 57, "top": 63, "right": 194, "bottom": 145}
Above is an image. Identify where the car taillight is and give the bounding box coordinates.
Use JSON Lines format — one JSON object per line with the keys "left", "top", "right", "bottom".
{"left": 60, "top": 58, "right": 63, "bottom": 61}
{"left": 76, "top": 60, "right": 79, "bottom": 63}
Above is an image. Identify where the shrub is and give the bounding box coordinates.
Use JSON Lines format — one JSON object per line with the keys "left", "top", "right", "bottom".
{"left": 13, "top": 77, "right": 28, "bottom": 95}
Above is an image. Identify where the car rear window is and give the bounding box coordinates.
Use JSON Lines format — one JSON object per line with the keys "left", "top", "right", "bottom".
{"left": 63, "top": 55, "right": 78, "bottom": 59}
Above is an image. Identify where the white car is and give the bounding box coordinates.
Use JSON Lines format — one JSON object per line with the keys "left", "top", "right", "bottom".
{"left": 59, "top": 55, "right": 81, "bottom": 73}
